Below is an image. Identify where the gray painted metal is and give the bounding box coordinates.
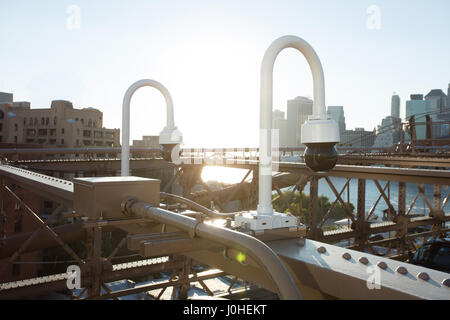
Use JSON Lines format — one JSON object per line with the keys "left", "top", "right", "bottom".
{"left": 14, "top": 158, "right": 174, "bottom": 173}
{"left": 268, "top": 238, "right": 450, "bottom": 300}
{"left": 0, "top": 147, "right": 160, "bottom": 155}
{"left": 0, "top": 257, "right": 176, "bottom": 299}
{"left": 215, "top": 160, "right": 450, "bottom": 185}
{"left": 126, "top": 201, "right": 302, "bottom": 300}
{"left": 0, "top": 162, "right": 449, "bottom": 299}
{"left": 0, "top": 165, "right": 73, "bottom": 206}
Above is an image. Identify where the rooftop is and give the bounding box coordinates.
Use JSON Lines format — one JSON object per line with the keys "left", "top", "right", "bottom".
{"left": 425, "top": 89, "right": 446, "bottom": 99}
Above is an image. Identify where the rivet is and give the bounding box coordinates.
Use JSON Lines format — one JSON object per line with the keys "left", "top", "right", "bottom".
{"left": 317, "top": 246, "right": 326, "bottom": 254}
{"left": 417, "top": 272, "right": 430, "bottom": 281}
{"left": 377, "top": 261, "right": 387, "bottom": 270}
{"left": 296, "top": 238, "right": 305, "bottom": 247}
{"left": 359, "top": 257, "right": 369, "bottom": 265}
{"left": 442, "top": 279, "right": 450, "bottom": 288}
{"left": 342, "top": 252, "right": 351, "bottom": 260}
{"left": 396, "top": 266, "right": 408, "bottom": 275}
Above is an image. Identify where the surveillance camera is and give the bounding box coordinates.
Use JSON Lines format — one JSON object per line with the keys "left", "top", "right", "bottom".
{"left": 301, "top": 118, "right": 340, "bottom": 172}
{"left": 159, "top": 143, "right": 180, "bottom": 162}
{"left": 159, "top": 126, "right": 183, "bottom": 162}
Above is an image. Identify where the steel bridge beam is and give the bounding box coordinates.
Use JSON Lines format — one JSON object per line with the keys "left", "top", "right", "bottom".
{"left": 0, "top": 165, "right": 73, "bottom": 206}
{"left": 13, "top": 158, "right": 175, "bottom": 173}
{"left": 0, "top": 257, "right": 182, "bottom": 300}
{"left": 268, "top": 238, "right": 450, "bottom": 299}
{"left": 0, "top": 163, "right": 449, "bottom": 300}
{"left": 213, "top": 160, "right": 450, "bottom": 185}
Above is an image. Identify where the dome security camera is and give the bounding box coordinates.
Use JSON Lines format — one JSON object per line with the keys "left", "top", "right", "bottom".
{"left": 159, "top": 126, "right": 183, "bottom": 162}
{"left": 301, "top": 118, "right": 340, "bottom": 172}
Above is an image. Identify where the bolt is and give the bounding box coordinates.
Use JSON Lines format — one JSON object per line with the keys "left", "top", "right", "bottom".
{"left": 377, "top": 261, "right": 387, "bottom": 270}
{"left": 317, "top": 246, "right": 326, "bottom": 254}
{"left": 442, "top": 279, "right": 450, "bottom": 288}
{"left": 359, "top": 257, "right": 369, "bottom": 265}
{"left": 342, "top": 252, "right": 351, "bottom": 260}
{"left": 396, "top": 266, "right": 408, "bottom": 275}
{"left": 417, "top": 272, "right": 430, "bottom": 281}
{"left": 296, "top": 238, "right": 305, "bottom": 247}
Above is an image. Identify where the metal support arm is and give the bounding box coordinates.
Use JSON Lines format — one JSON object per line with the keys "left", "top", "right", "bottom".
{"left": 121, "top": 79, "right": 175, "bottom": 176}
{"left": 258, "top": 35, "right": 327, "bottom": 215}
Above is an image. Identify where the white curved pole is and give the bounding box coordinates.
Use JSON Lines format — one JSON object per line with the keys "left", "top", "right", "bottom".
{"left": 121, "top": 79, "right": 175, "bottom": 176}
{"left": 258, "top": 35, "right": 326, "bottom": 215}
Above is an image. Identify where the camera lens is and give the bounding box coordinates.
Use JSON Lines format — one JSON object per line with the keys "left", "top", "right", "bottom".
{"left": 303, "top": 143, "right": 338, "bottom": 172}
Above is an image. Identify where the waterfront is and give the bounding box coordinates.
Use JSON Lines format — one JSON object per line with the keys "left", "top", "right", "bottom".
{"left": 201, "top": 165, "right": 448, "bottom": 220}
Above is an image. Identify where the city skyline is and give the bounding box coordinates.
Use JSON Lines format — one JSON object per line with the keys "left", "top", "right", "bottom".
{"left": 1, "top": 0, "right": 449, "bottom": 147}
{"left": 1, "top": 82, "right": 448, "bottom": 148}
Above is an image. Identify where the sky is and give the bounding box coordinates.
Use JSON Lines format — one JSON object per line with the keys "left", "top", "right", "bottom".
{"left": 0, "top": 0, "right": 449, "bottom": 148}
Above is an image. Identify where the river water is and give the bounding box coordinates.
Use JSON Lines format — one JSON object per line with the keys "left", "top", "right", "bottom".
{"left": 312, "top": 177, "right": 446, "bottom": 220}
{"left": 201, "top": 163, "right": 448, "bottom": 220}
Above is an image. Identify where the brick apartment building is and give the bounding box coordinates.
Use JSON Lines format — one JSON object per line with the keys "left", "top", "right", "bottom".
{"left": 0, "top": 92, "right": 120, "bottom": 149}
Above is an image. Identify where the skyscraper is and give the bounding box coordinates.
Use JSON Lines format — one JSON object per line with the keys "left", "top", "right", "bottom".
{"left": 328, "top": 105, "right": 375, "bottom": 147}
{"left": 272, "top": 109, "right": 285, "bottom": 127}
{"left": 425, "top": 89, "right": 448, "bottom": 138}
{"left": 425, "top": 89, "right": 447, "bottom": 113}
{"left": 373, "top": 94, "right": 403, "bottom": 148}
{"left": 405, "top": 94, "right": 430, "bottom": 140}
{"left": 327, "top": 106, "right": 346, "bottom": 132}
{"left": 373, "top": 116, "right": 402, "bottom": 148}
{"left": 448, "top": 84, "right": 450, "bottom": 111}
{"left": 286, "top": 96, "right": 313, "bottom": 147}
{"left": 272, "top": 109, "right": 288, "bottom": 147}
{"left": 391, "top": 93, "right": 400, "bottom": 119}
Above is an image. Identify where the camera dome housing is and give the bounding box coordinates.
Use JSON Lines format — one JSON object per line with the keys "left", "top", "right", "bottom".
{"left": 159, "top": 143, "right": 180, "bottom": 162}
{"left": 304, "top": 142, "right": 338, "bottom": 172}
{"left": 301, "top": 118, "right": 340, "bottom": 172}
{"left": 159, "top": 126, "right": 183, "bottom": 162}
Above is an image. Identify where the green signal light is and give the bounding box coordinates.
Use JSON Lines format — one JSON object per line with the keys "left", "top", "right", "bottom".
{"left": 236, "top": 252, "right": 246, "bottom": 263}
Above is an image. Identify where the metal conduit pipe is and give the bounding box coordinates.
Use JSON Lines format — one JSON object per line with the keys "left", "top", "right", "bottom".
{"left": 122, "top": 199, "right": 302, "bottom": 300}
{"left": 160, "top": 192, "right": 236, "bottom": 219}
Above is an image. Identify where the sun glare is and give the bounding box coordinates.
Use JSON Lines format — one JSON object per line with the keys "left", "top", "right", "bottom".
{"left": 201, "top": 166, "right": 252, "bottom": 184}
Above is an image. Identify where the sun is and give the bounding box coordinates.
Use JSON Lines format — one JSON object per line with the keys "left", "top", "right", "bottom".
{"left": 201, "top": 166, "right": 252, "bottom": 184}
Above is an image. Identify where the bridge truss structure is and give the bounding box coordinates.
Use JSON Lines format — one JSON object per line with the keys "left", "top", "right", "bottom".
{"left": 0, "top": 147, "right": 449, "bottom": 300}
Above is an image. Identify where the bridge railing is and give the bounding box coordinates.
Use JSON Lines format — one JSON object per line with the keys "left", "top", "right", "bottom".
{"left": 174, "top": 160, "right": 450, "bottom": 259}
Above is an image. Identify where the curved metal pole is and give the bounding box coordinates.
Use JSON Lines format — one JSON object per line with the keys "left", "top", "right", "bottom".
{"left": 121, "top": 79, "right": 175, "bottom": 176}
{"left": 258, "top": 35, "right": 327, "bottom": 215}
{"left": 123, "top": 200, "right": 302, "bottom": 300}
